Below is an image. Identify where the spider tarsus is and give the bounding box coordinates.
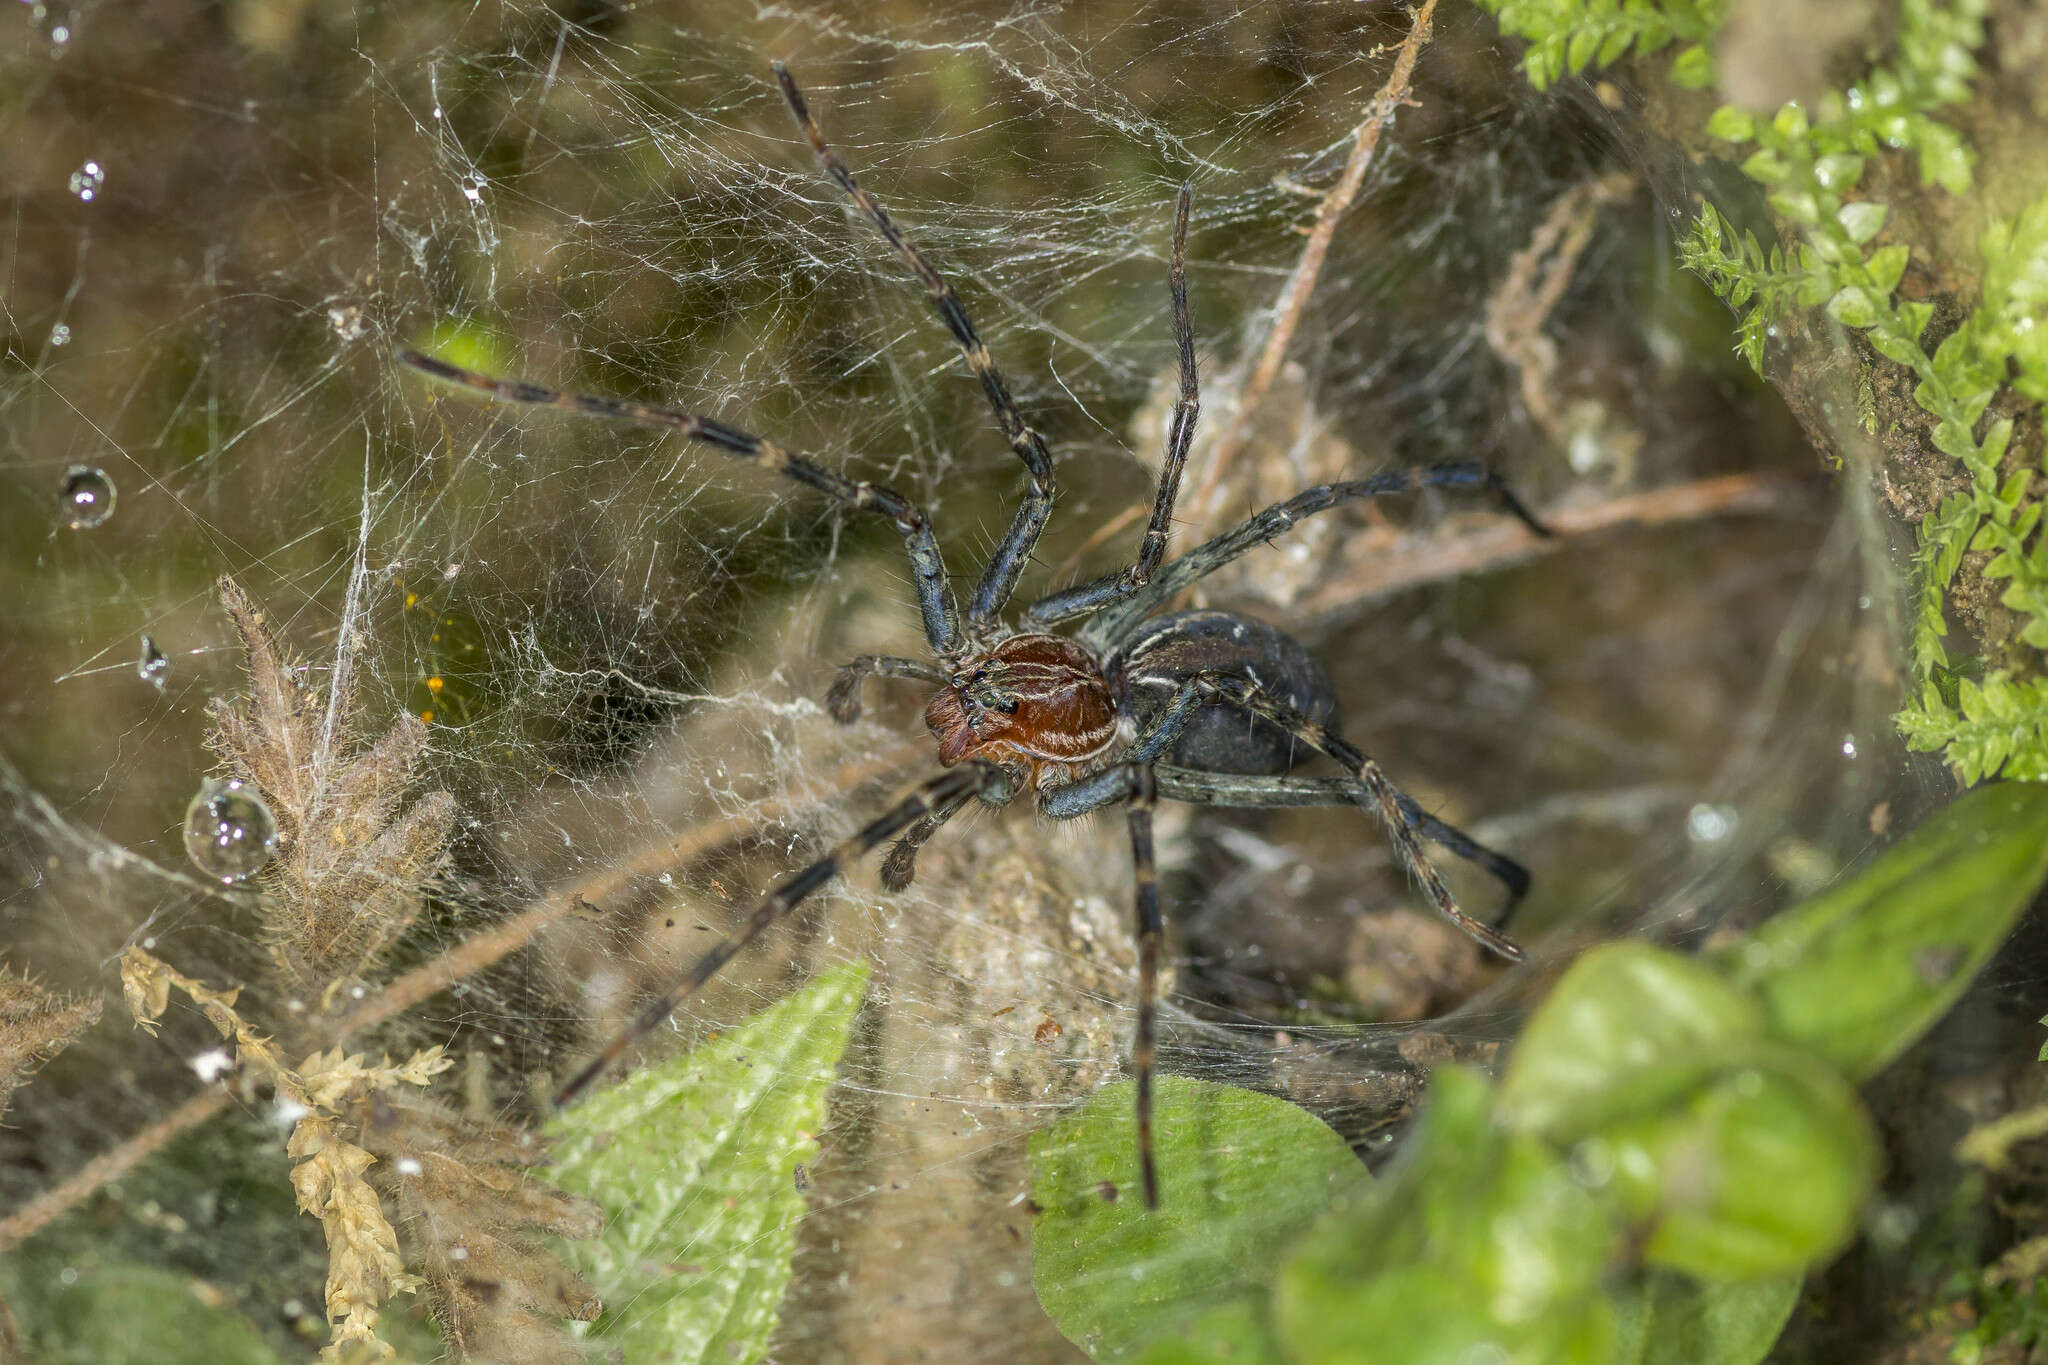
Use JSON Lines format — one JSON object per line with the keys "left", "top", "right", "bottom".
{"left": 878, "top": 838, "right": 919, "bottom": 892}
{"left": 825, "top": 671, "right": 865, "bottom": 725}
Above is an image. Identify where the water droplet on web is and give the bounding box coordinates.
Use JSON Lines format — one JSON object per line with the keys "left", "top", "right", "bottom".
{"left": 67, "top": 160, "right": 103, "bottom": 201}
{"left": 58, "top": 465, "right": 114, "bottom": 528}
{"left": 138, "top": 634, "right": 168, "bottom": 689}
{"left": 1685, "top": 802, "right": 1737, "bottom": 844}
{"left": 182, "top": 777, "right": 278, "bottom": 883}
{"left": 462, "top": 175, "right": 484, "bottom": 202}
{"left": 49, "top": 322, "right": 70, "bottom": 346}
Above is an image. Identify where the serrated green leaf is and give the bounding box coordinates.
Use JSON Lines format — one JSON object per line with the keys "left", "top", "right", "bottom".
{"left": 1717, "top": 782, "right": 2048, "bottom": 1081}
{"left": 1609, "top": 1271, "right": 1800, "bottom": 1365}
{"left": 548, "top": 960, "right": 871, "bottom": 1365}
{"left": 1497, "top": 942, "right": 1768, "bottom": 1143}
{"left": 1031, "top": 1077, "right": 1365, "bottom": 1364}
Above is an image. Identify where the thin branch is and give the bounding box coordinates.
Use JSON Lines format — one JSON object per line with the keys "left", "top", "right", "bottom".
{"left": 0, "top": 1088, "right": 232, "bottom": 1254}
{"left": 1186, "top": 0, "right": 1441, "bottom": 529}
{"left": 1285, "top": 470, "right": 1816, "bottom": 623}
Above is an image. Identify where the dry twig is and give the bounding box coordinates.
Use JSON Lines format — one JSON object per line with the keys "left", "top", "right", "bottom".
{"left": 1185, "top": 0, "right": 1441, "bottom": 530}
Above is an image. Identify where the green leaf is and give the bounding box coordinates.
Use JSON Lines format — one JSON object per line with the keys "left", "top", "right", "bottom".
{"left": 29, "top": 1264, "right": 283, "bottom": 1365}
{"left": 1826, "top": 285, "right": 1881, "bottom": 329}
{"left": 548, "top": 960, "right": 871, "bottom": 1365}
{"left": 1670, "top": 44, "right": 1714, "bottom": 89}
{"left": 1837, "top": 201, "right": 1887, "bottom": 245}
{"left": 1131, "top": 1299, "right": 1286, "bottom": 1365}
{"left": 1497, "top": 942, "right": 1769, "bottom": 1143}
{"left": 1706, "top": 106, "right": 1756, "bottom": 143}
{"left": 1598, "top": 1057, "right": 1877, "bottom": 1279}
{"left": 1717, "top": 782, "right": 2048, "bottom": 1081}
{"left": 1031, "top": 1077, "right": 1365, "bottom": 1364}
{"left": 1274, "top": 1068, "right": 1616, "bottom": 1365}
{"left": 1609, "top": 1271, "right": 1801, "bottom": 1365}
{"left": 1866, "top": 243, "right": 1911, "bottom": 294}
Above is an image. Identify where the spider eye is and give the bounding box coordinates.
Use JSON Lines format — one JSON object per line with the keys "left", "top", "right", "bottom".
{"left": 997, "top": 697, "right": 1019, "bottom": 715}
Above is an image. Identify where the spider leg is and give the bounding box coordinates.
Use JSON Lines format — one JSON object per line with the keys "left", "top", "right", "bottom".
{"left": 554, "top": 763, "right": 996, "bottom": 1107}
{"left": 1024, "top": 185, "right": 1199, "bottom": 629}
{"left": 1151, "top": 767, "right": 1529, "bottom": 929}
{"left": 1038, "top": 761, "right": 1165, "bottom": 1209}
{"left": 398, "top": 349, "right": 966, "bottom": 660}
{"left": 1076, "top": 463, "right": 1552, "bottom": 654}
{"left": 775, "top": 65, "right": 1055, "bottom": 634}
{"left": 827, "top": 654, "right": 948, "bottom": 724}
{"left": 877, "top": 783, "right": 974, "bottom": 891}
{"left": 1095, "top": 672, "right": 1525, "bottom": 960}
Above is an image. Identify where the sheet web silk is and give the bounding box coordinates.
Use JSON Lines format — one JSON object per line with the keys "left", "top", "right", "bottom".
{"left": 0, "top": 3, "right": 1901, "bottom": 1358}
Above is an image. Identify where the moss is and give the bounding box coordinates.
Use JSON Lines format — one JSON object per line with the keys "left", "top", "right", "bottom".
{"left": 1476, "top": 0, "right": 2048, "bottom": 784}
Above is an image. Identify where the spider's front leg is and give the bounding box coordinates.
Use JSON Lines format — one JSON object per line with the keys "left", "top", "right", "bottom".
{"left": 825, "top": 655, "right": 947, "bottom": 723}
{"left": 1041, "top": 762, "right": 1166, "bottom": 1210}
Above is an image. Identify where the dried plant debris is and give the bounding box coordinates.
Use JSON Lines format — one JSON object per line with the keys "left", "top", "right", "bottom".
{"left": 122, "top": 947, "right": 451, "bottom": 1360}
{"left": 358, "top": 1094, "right": 602, "bottom": 1364}
{"left": 208, "top": 575, "right": 456, "bottom": 996}
{"left": 92, "top": 578, "right": 600, "bottom": 1360}
{"left": 0, "top": 965, "right": 102, "bottom": 1122}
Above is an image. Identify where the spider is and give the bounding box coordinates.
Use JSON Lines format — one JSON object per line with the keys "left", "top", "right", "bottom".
{"left": 399, "top": 64, "right": 1552, "bottom": 1209}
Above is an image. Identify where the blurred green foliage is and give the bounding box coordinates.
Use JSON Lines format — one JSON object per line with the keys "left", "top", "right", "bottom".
{"left": 1030, "top": 782, "right": 2048, "bottom": 1365}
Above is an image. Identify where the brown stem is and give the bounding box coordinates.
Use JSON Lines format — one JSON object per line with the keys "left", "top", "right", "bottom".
{"left": 1186, "top": 0, "right": 1441, "bottom": 530}
{"left": 1286, "top": 470, "right": 1816, "bottom": 623}
{"left": 0, "top": 1088, "right": 232, "bottom": 1254}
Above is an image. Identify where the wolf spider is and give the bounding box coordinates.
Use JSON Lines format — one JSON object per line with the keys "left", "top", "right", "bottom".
{"left": 399, "top": 64, "right": 1552, "bottom": 1209}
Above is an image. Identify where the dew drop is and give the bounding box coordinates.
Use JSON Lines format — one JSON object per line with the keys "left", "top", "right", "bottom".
{"left": 66, "top": 160, "right": 104, "bottom": 201}
{"left": 1686, "top": 802, "right": 1737, "bottom": 844}
{"left": 182, "top": 777, "right": 278, "bottom": 883}
{"left": 59, "top": 465, "right": 114, "bottom": 528}
{"left": 49, "top": 322, "right": 70, "bottom": 346}
{"left": 138, "top": 634, "right": 168, "bottom": 689}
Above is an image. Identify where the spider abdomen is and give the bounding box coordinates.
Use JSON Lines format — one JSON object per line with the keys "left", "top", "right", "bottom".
{"left": 1114, "top": 610, "right": 1339, "bottom": 775}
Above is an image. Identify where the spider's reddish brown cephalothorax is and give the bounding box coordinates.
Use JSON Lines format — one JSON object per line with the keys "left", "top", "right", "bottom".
{"left": 400, "top": 63, "right": 1552, "bottom": 1209}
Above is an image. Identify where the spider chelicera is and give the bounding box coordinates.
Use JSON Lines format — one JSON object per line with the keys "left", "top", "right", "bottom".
{"left": 400, "top": 63, "right": 1552, "bottom": 1209}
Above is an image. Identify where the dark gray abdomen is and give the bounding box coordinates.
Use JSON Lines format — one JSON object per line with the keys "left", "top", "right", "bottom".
{"left": 1112, "top": 609, "right": 1338, "bottom": 774}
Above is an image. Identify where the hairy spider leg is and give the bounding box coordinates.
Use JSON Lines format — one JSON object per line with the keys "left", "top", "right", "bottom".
{"left": 775, "top": 64, "right": 1056, "bottom": 633}
{"left": 878, "top": 782, "right": 977, "bottom": 892}
{"left": 1070, "top": 463, "right": 1555, "bottom": 655}
{"left": 1025, "top": 184, "right": 1200, "bottom": 627}
{"left": 553, "top": 763, "right": 999, "bottom": 1108}
{"left": 1041, "top": 674, "right": 1525, "bottom": 962}
{"left": 395, "top": 350, "right": 966, "bottom": 660}
{"left": 827, "top": 654, "right": 949, "bottom": 724}
{"left": 1150, "top": 768, "right": 1529, "bottom": 928}
{"left": 1125, "top": 763, "right": 1164, "bottom": 1209}
{"left": 1026, "top": 760, "right": 1166, "bottom": 1206}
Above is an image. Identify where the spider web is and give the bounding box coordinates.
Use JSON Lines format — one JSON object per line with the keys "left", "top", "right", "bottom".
{"left": 0, "top": 2, "right": 1912, "bottom": 1359}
